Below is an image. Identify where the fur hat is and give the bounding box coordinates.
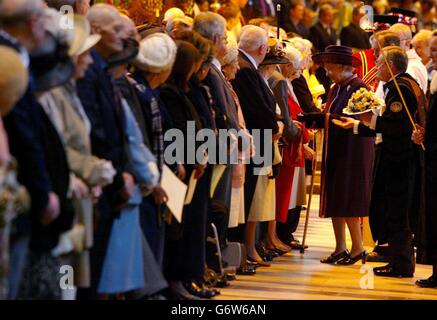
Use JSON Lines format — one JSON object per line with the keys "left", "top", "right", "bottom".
{"left": 134, "top": 33, "right": 177, "bottom": 73}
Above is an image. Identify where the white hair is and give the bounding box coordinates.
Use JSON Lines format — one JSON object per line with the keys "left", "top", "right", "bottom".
{"left": 193, "top": 12, "right": 226, "bottom": 40}
{"left": 221, "top": 41, "right": 239, "bottom": 66}
{"left": 0, "top": 0, "right": 45, "bottom": 24}
{"left": 238, "top": 25, "right": 268, "bottom": 52}
{"left": 390, "top": 23, "right": 412, "bottom": 41}
{"left": 288, "top": 37, "right": 312, "bottom": 57}
{"left": 163, "top": 7, "right": 185, "bottom": 22}
{"left": 163, "top": 7, "right": 186, "bottom": 32}
{"left": 86, "top": 3, "right": 119, "bottom": 27}
{"left": 284, "top": 44, "right": 303, "bottom": 70}
{"left": 412, "top": 30, "right": 433, "bottom": 46}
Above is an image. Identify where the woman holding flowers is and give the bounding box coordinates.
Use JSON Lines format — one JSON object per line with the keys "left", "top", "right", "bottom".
{"left": 300, "top": 45, "right": 375, "bottom": 265}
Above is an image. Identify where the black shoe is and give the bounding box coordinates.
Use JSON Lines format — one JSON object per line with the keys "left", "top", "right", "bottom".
{"left": 337, "top": 251, "right": 368, "bottom": 265}
{"left": 373, "top": 265, "right": 414, "bottom": 278}
{"left": 265, "top": 249, "right": 280, "bottom": 258}
{"left": 267, "top": 246, "right": 290, "bottom": 256}
{"left": 184, "top": 281, "right": 218, "bottom": 299}
{"left": 168, "top": 282, "right": 199, "bottom": 300}
{"left": 214, "top": 276, "right": 231, "bottom": 288}
{"left": 246, "top": 259, "right": 259, "bottom": 268}
{"left": 416, "top": 275, "right": 437, "bottom": 288}
{"left": 366, "top": 251, "right": 390, "bottom": 263}
{"left": 289, "top": 238, "right": 308, "bottom": 250}
{"left": 320, "top": 250, "right": 350, "bottom": 264}
{"left": 225, "top": 273, "right": 236, "bottom": 281}
{"left": 256, "top": 243, "right": 275, "bottom": 261}
{"left": 237, "top": 265, "right": 256, "bottom": 275}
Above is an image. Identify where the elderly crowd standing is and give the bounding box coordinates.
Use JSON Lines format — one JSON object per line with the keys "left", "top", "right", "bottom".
{"left": 0, "top": 0, "right": 437, "bottom": 300}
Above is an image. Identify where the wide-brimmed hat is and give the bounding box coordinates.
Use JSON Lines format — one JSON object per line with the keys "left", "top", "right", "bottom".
{"left": 260, "top": 37, "right": 289, "bottom": 66}
{"left": 107, "top": 38, "right": 140, "bottom": 70}
{"left": 259, "top": 51, "right": 289, "bottom": 66}
{"left": 31, "top": 8, "right": 74, "bottom": 92}
{"left": 0, "top": 46, "right": 29, "bottom": 115}
{"left": 68, "top": 15, "right": 101, "bottom": 56}
{"left": 31, "top": 33, "right": 75, "bottom": 92}
{"left": 312, "top": 45, "right": 361, "bottom": 67}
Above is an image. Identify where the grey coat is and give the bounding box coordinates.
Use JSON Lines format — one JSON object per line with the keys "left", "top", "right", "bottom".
{"left": 268, "top": 71, "right": 300, "bottom": 142}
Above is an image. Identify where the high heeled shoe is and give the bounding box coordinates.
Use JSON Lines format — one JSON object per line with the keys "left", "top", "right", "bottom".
{"left": 247, "top": 255, "right": 271, "bottom": 267}
{"left": 266, "top": 246, "right": 289, "bottom": 256}
{"left": 320, "top": 250, "right": 350, "bottom": 264}
{"left": 337, "top": 251, "right": 368, "bottom": 265}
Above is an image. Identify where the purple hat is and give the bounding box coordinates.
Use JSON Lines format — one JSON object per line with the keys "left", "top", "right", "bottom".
{"left": 312, "top": 45, "right": 361, "bottom": 67}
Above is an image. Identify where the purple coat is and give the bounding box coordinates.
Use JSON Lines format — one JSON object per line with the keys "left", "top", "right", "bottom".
{"left": 320, "top": 76, "right": 375, "bottom": 218}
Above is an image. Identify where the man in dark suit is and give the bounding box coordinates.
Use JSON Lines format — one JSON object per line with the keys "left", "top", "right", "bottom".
{"left": 76, "top": 3, "right": 134, "bottom": 298}
{"left": 309, "top": 3, "right": 337, "bottom": 99}
{"left": 0, "top": 0, "right": 73, "bottom": 299}
{"left": 230, "top": 25, "right": 283, "bottom": 265}
{"left": 283, "top": 0, "right": 309, "bottom": 38}
{"left": 340, "top": 5, "right": 371, "bottom": 51}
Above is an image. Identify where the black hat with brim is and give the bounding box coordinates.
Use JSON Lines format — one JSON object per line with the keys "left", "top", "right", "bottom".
{"left": 312, "top": 45, "right": 361, "bottom": 68}
{"left": 389, "top": 8, "right": 417, "bottom": 18}
{"left": 31, "top": 33, "right": 74, "bottom": 92}
{"left": 259, "top": 52, "right": 289, "bottom": 66}
{"left": 107, "top": 38, "right": 140, "bottom": 70}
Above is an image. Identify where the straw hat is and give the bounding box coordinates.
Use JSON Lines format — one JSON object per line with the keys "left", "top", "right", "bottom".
{"left": 0, "top": 46, "right": 29, "bottom": 115}
{"left": 68, "top": 15, "right": 101, "bottom": 57}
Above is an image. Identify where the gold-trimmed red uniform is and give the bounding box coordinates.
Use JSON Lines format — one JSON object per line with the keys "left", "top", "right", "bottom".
{"left": 354, "top": 49, "right": 379, "bottom": 91}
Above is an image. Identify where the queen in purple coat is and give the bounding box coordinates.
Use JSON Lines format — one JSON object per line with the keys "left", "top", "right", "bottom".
{"left": 302, "top": 46, "right": 375, "bottom": 265}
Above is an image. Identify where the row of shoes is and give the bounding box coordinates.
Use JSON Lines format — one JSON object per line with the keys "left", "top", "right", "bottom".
{"left": 246, "top": 237, "right": 307, "bottom": 268}
{"left": 320, "top": 250, "right": 369, "bottom": 265}
{"left": 165, "top": 280, "right": 221, "bottom": 300}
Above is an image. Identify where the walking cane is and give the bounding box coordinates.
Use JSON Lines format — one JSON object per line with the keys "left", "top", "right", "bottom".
{"left": 300, "top": 130, "right": 318, "bottom": 254}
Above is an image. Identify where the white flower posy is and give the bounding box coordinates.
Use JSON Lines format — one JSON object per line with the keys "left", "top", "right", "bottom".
{"left": 343, "top": 87, "right": 383, "bottom": 115}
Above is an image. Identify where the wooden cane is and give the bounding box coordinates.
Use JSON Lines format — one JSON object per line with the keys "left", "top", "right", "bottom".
{"left": 300, "top": 131, "right": 318, "bottom": 253}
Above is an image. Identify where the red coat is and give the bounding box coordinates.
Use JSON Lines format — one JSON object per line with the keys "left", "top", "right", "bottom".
{"left": 275, "top": 93, "right": 309, "bottom": 223}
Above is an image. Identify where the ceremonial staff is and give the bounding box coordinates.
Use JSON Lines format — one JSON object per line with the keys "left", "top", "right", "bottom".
{"left": 276, "top": 4, "right": 281, "bottom": 40}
